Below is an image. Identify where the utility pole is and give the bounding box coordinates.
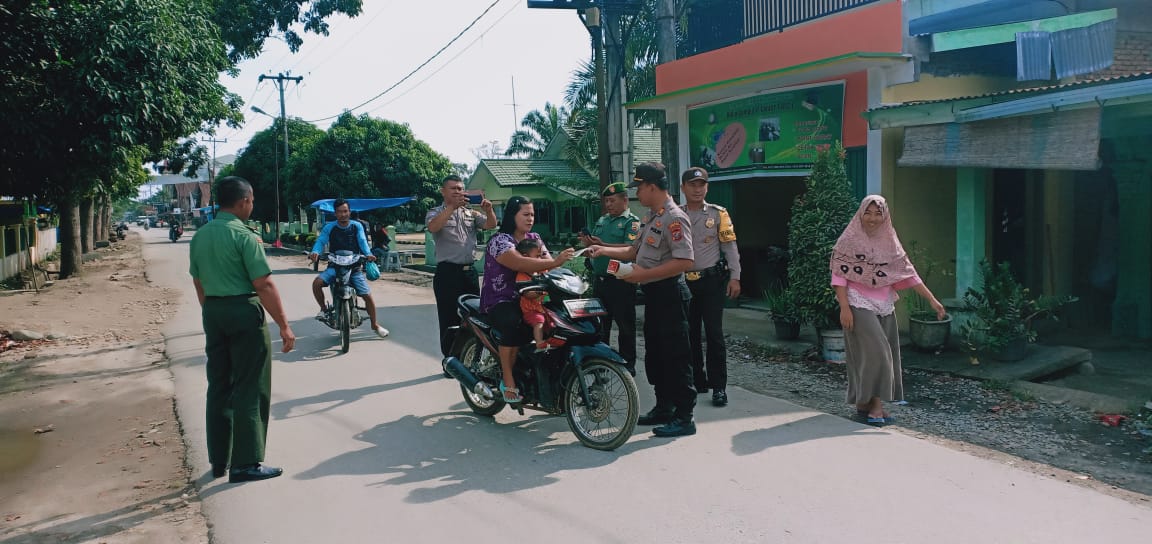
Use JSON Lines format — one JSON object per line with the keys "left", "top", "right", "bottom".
{"left": 257, "top": 72, "right": 302, "bottom": 248}
{"left": 603, "top": 7, "right": 628, "bottom": 189}
{"left": 583, "top": 7, "right": 611, "bottom": 191}
{"left": 201, "top": 136, "right": 226, "bottom": 207}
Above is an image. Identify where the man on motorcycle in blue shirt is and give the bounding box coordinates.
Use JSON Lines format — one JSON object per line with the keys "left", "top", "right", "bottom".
{"left": 309, "top": 198, "right": 389, "bottom": 338}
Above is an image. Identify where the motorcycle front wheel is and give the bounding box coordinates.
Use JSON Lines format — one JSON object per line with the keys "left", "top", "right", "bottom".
{"left": 563, "top": 358, "right": 639, "bottom": 451}
{"left": 454, "top": 335, "right": 505, "bottom": 416}
{"left": 339, "top": 298, "right": 352, "bottom": 353}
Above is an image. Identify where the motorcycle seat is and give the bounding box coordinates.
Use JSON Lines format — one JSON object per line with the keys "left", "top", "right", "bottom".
{"left": 458, "top": 295, "right": 481, "bottom": 315}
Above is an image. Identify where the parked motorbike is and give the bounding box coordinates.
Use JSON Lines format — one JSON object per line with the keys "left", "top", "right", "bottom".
{"left": 316, "top": 251, "right": 368, "bottom": 353}
{"left": 114, "top": 222, "right": 128, "bottom": 240}
{"left": 441, "top": 268, "right": 639, "bottom": 450}
{"left": 168, "top": 223, "right": 183, "bottom": 242}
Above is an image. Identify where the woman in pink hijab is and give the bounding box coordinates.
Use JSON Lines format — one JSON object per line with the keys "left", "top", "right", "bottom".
{"left": 830, "top": 195, "right": 946, "bottom": 425}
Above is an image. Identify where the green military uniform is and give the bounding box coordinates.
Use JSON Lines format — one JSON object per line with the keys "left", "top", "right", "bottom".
{"left": 589, "top": 182, "right": 641, "bottom": 365}
{"left": 188, "top": 211, "right": 274, "bottom": 470}
{"left": 589, "top": 211, "right": 640, "bottom": 276}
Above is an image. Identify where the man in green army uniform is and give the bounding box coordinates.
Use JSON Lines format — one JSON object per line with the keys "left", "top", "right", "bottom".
{"left": 189, "top": 176, "right": 295, "bottom": 483}
{"left": 579, "top": 182, "right": 641, "bottom": 372}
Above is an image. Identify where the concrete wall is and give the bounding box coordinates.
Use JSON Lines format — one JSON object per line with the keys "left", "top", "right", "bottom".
{"left": 1, "top": 225, "right": 58, "bottom": 283}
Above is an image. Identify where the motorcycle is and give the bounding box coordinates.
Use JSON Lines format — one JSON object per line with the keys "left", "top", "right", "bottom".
{"left": 316, "top": 251, "right": 369, "bottom": 353}
{"left": 168, "top": 223, "right": 183, "bottom": 242}
{"left": 114, "top": 222, "right": 128, "bottom": 240}
{"left": 441, "top": 268, "right": 639, "bottom": 450}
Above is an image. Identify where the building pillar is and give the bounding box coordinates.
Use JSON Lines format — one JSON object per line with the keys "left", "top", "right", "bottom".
{"left": 954, "top": 168, "right": 989, "bottom": 297}
{"left": 1110, "top": 139, "right": 1152, "bottom": 338}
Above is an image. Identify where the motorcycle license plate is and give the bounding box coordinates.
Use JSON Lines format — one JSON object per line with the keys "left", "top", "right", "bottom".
{"left": 563, "top": 298, "right": 607, "bottom": 318}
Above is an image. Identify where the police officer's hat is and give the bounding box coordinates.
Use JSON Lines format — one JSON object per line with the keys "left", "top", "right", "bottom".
{"left": 601, "top": 182, "right": 628, "bottom": 197}
{"left": 626, "top": 162, "right": 667, "bottom": 190}
{"left": 681, "top": 167, "right": 709, "bottom": 184}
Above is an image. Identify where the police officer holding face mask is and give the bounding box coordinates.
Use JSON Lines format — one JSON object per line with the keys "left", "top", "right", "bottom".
{"left": 586, "top": 162, "right": 697, "bottom": 438}
{"left": 680, "top": 167, "right": 742, "bottom": 407}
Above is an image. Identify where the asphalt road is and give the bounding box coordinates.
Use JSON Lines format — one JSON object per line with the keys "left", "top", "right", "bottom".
{"left": 144, "top": 228, "right": 1152, "bottom": 543}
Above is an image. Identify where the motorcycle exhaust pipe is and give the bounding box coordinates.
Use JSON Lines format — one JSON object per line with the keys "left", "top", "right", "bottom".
{"left": 442, "top": 357, "right": 494, "bottom": 399}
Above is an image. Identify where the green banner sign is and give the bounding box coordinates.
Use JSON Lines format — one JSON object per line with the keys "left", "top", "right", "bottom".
{"left": 687, "top": 83, "right": 844, "bottom": 177}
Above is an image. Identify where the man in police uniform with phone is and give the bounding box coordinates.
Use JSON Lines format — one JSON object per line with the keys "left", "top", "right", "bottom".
{"left": 578, "top": 181, "right": 640, "bottom": 374}
{"left": 426, "top": 175, "right": 497, "bottom": 357}
{"left": 680, "top": 167, "right": 742, "bottom": 407}
{"left": 586, "top": 162, "right": 697, "bottom": 438}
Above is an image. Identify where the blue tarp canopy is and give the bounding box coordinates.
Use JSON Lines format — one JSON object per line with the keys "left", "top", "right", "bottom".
{"left": 310, "top": 197, "right": 415, "bottom": 213}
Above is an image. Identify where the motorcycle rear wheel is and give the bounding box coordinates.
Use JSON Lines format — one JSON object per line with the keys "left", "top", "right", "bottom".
{"left": 563, "top": 358, "right": 639, "bottom": 451}
{"left": 455, "top": 335, "right": 504, "bottom": 416}
{"left": 339, "top": 298, "right": 351, "bottom": 353}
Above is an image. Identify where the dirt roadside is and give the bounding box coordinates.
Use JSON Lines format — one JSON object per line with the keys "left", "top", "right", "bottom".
{"left": 0, "top": 233, "right": 208, "bottom": 543}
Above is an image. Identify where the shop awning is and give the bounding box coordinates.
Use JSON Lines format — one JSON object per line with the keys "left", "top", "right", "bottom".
{"left": 898, "top": 107, "right": 1101, "bottom": 170}
{"left": 310, "top": 197, "right": 415, "bottom": 213}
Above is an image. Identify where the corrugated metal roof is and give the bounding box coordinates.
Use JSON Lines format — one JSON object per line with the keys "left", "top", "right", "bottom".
{"left": 909, "top": 0, "right": 1067, "bottom": 36}
{"left": 1016, "top": 30, "right": 1052, "bottom": 81}
{"left": 868, "top": 71, "right": 1152, "bottom": 112}
{"left": 631, "top": 128, "right": 662, "bottom": 166}
{"left": 480, "top": 159, "right": 598, "bottom": 198}
{"left": 1053, "top": 19, "right": 1116, "bottom": 79}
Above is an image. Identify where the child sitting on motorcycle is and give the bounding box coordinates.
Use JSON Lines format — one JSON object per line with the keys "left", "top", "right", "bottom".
{"left": 515, "top": 238, "right": 552, "bottom": 350}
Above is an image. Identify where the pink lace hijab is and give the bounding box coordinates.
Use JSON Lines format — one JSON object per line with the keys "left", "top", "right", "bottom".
{"left": 830, "top": 195, "right": 917, "bottom": 288}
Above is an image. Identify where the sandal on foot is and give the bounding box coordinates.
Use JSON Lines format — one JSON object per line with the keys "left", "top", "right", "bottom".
{"left": 499, "top": 381, "right": 523, "bottom": 404}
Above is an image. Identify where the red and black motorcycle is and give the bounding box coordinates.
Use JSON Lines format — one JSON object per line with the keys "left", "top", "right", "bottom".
{"left": 441, "top": 268, "right": 639, "bottom": 450}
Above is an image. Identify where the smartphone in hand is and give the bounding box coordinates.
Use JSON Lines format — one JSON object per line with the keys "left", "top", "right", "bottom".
{"left": 467, "top": 194, "right": 484, "bottom": 205}
{"left": 579, "top": 227, "right": 591, "bottom": 236}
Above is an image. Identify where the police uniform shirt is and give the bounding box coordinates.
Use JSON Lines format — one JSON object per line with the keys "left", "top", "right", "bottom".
{"left": 590, "top": 210, "right": 640, "bottom": 275}
{"left": 426, "top": 204, "right": 487, "bottom": 264}
{"left": 633, "top": 196, "right": 694, "bottom": 272}
{"left": 687, "top": 202, "right": 742, "bottom": 281}
{"left": 189, "top": 211, "right": 270, "bottom": 296}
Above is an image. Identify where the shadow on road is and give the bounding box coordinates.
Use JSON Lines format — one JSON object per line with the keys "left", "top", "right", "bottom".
{"left": 730, "top": 413, "right": 886, "bottom": 456}
{"left": 291, "top": 411, "right": 667, "bottom": 504}
{"left": 270, "top": 374, "right": 443, "bottom": 420}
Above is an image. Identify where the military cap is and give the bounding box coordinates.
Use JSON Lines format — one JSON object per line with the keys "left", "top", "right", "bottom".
{"left": 601, "top": 182, "right": 628, "bottom": 197}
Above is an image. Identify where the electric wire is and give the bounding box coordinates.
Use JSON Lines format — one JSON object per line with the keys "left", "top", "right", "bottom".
{"left": 363, "top": 1, "right": 519, "bottom": 116}
{"left": 305, "top": 0, "right": 507, "bottom": 123}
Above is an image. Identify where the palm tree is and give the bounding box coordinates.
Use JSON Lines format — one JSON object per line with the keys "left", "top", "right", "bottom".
{"left": 562, "top": 1, "right": 685, "bottom": 168}
{"left": 504, "top": 102, "right": 569, "bottom": 158}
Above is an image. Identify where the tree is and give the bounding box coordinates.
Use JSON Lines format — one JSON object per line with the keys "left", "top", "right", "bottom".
{"left": 470, "top": 140, "right": 505, "bottom": 162}
{"left": 229, "top": 117, "right": 325, "bottom": 224}
{"left": 504, "top": 102, "right": 568, "bottom": 158}
{"left": 786, "top": 142, "right": 858, "bottom": 330}
{"left": 562, "top": 1, "right": 687, "bottom": 170}
{"left": 289, "top": 113, "right": 454, "bottom": 225}
{"left": 0, "top": 0, "right": 360, "bottom": 277}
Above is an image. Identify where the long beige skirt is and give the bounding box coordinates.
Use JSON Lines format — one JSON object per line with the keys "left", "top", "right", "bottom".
{"left": 844, "top": 306, "right": 903, "bottom": 404}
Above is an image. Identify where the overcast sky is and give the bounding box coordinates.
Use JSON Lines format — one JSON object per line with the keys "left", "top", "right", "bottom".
{"left": 211, "top": 0, "right": 593, "bottom": 168}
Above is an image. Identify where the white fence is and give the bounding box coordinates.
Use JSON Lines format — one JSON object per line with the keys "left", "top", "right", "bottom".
{"left": 1, "top": 223, "right": 58, "bottom": 283}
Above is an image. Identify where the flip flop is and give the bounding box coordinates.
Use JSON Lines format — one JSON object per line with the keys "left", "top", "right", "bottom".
{"left": 499, "top": 381, "right": 523, "bottom": 404}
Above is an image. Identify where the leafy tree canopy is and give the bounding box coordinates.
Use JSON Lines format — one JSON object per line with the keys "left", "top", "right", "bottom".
{"left": 285, "top": 113, "right": 454, "bottom": 225}
{"left": 229, "top": 117, "right": 325, "bottom": 223}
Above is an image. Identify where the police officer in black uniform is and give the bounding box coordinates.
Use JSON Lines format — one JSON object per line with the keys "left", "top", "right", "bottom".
{"left": 681, "top": 167, "right": 742, "bottom": 407}
{"left": 587, "top": 162, "right": 697, "bottom": 438}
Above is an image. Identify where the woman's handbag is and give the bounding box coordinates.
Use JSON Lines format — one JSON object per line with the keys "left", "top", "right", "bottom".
{"left": 364, "top": 260, "right": 381, "bottom": 281}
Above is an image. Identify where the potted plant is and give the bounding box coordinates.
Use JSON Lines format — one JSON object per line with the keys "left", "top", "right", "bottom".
{"left": 764, "top": 286, "right": 801, "bottom": 340}
{"left": 786, "top": 142, "right": 859, "bottom": 362}
{"left": 903, "top": 241, "right": 954, "bottom": 352}
{"left": 960, "top": 261, "right": 1077, "bottom": 362}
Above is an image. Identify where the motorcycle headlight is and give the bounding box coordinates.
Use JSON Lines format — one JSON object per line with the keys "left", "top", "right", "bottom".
{"left": 329, "top": 254, "right": 358, "bottom": 266}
